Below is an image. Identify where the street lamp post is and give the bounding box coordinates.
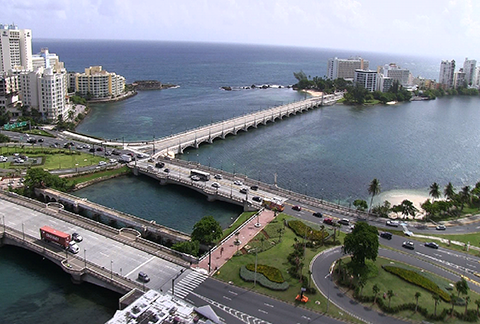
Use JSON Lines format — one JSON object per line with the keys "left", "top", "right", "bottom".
{"left": 208, "top": 246, "right": 212, "bottom": 274}
{"left": 254, "top": 248, "right": 258, "bottom": 287}
{"left": 110, "top": 260, "right": 113, "bottom": 279}
{"left": 152, "top": 135, "right": 155, "bottom": 155}
{"left": 22, "top": 223, "right": 25, "bottom": 241}
{"left": 84, "top": 249, "right": 87, "bottom": 268}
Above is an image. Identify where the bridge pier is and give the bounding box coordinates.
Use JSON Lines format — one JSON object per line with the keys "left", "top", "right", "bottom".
{"left": 133, "top": 167, "right": 139, "bottom": 176}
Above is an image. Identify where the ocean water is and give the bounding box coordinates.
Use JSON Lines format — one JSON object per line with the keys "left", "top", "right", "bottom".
{"left": 1, "top": 39, "right": 469, "bottom": 323}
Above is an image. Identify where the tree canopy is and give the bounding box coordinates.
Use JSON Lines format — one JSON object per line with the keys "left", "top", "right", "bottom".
{"left": 343, "top": 221, "right": 379, "bottom": 268}
{"left": 23, "top": 168, "right": 71, "bottom": 196}
{"left": 190, "top": 215, "right": 222, "bottom": 245}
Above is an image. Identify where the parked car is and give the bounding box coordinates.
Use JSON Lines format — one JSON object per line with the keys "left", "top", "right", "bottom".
{"left": 386, "top": 220, "right": 400, "bottom": 227}
{"left": 402, "top": 241, "right": 415, "bottom": 250}
{"left": 109, "top": 158, "right": 117, "bottom": 164}
{"left": 424, "top": 242, "right": 439, "bottom": 249}
{"left": 214, "top": 174, "right": 223, "bottom": 180}
{"left": 211, "top": 182, "right": 220, "bottom": 188}
{"left": 292, "top": 205, "right": 302, "bottom": 211}
{"left": 98, "top": 161, "right": 107, "bottom": 166}
{"left": 379, "top": 232, "right": 392, "bottom": 240}
{"left": 436, "top": 225, "right": 446, "bottom": 230}
{"left": 137, "top": 272, "right": 150, "bottom": 283}
{"left": 312, "top": 212, "right": 323, "bottom": 218}
{"left": 250, "top": 185, "right": 259, "bottom": 191}
{"left": 323, "top": 218, "right": 333, "bottom": 225}
{"left": 338, "top": 218, "right": 350, "bottom": 225}
{"left": 0, "top": 156, "right": 7, "bottom": 162}
{"left": 72, "top": 232, "right": 83, "bottom": 242}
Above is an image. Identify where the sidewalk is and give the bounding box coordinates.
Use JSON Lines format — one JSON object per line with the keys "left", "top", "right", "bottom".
{"left": 196, "top": 209, "right": 276, "bottom": 275}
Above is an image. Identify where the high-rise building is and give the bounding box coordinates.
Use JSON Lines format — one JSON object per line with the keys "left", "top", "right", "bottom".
{"left": 0, "top": 24, "right": 32, "bottom": 74}
{"left": 32, "top": 48, "right": 64, "bottom": 72}
{"left": 327, "top": 56, "right": 369, "bottom": 80}
{"left": 377, "top": 73, "right": 393, "bottom": 92}
{"left": 381, "top": 63, "right": 411, "bottom": 86}
{"left": 354, "top": 69, "right": 377, "bottom": 92}
{"left": 71, "top": 66, "right": 125, "bottom": 99}
{"left": 454, "top": 69, "right": 466, "bottom": 89}
{"left": 0, "top": 73, "right": 21, "bottom": 116}
{"left": 439, "top": 60, "right": 455, "bottom": 89}
{"left": 463, "top": 58, "right": 476, "bottom": 86}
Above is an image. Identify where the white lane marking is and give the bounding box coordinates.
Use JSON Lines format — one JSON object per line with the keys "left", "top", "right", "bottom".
{"left": 229, "top": 290, "right": 238, "bottom": 295}
{"left": 258, "top": 309, "right": 268, "bottom": 314}
{"left": 126, "top": 256, "right": 157, "bottom": 277}
{"left": 223, "top": 296, "right": 232, "bottom": 301}
{"left": 264, "top": 303, "right": 274, "bottom": 308}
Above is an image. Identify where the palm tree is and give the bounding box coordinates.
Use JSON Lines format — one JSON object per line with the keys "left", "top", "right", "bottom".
{"left": 465, "top": 296, "right": 470, "bottom": 315}
{"left": 368, "top": 178, "right": 381, "bottom": 212}
{"left": 475, "top": 299, "right": 480, "bottom": 316}
{"left": 387, "top": 289, "right": 394, "bottom": 308}
{"left": 415, "top": 292, "right": 421, "bottom": 312}
{"left": 372, "top": 284, "right": 379, "bottom": 305}
{"left": 357, "top": 275, "right": 366, "bottom": 296}
{"left": 460, "top": 186, "right": 471, "bottom": 210}
{"left": 429, "top": 182, "right": 441, "bottom": 202}
{"left": 456, "top": 277, "right": 469, "bottom": 298}
{"left": 432, "top": 293, "right": 440, "bottom": 316}
{"left": 400, "top": 200, "right": 417, "bottom": 219}
{"left": 450, "top": 293, "right": 457, "bottom": 317}
{"left": 444, "top": 182, "right": 456, "bottom": 201}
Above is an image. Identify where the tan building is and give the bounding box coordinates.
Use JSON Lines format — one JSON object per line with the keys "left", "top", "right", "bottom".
{"left": 71, "top": 66, "right": 125, "bottom": 99}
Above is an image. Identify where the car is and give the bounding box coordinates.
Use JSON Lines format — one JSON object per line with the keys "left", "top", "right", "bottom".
{"left": 424, "top": 242, "right": 439, "bottom": 249}
{"left": 37, "top": 138, "right": 44, "bottom": 143}
{"left": 250, "top": 185, "right": 259, "bottom": 191}
{"left": 403, "top": 230, "right": 413, "bottom": 237}
{"left": 89, "top": 148, "right": 95, "bottom": 152}
{"left": 67, "top": 242, "right": 80, "bottom": 254}
{"left": 312, "top": 212, "right": 323, "bottom": 218}
{"left": 214, "top": 174, "right": 223, "bottom": 180}
{"left": 155, "top": 162, "right": 165, "bottom": 168}
{"left": 112, "top": 149, "right": 120, "bottom": 155}
{"left": 137, "top": 272, "right": 150, "bottom": 283}
{"left": 98, "top": 161, "right": 107, "bottom": 166}
{"left": 402, "top": 241, "right": 415, "bottom": 250}
{"left": 292, "top": 205, "right": 302, "bottom": 211}
{"left": 109, "top": 158, "right": 117, "bottom": 163}
{"left": 252, "top": 196, "right": 262, "bottom": 202}
{"left": 239, "top": 188, "right": 248, "bottom": 194}
{"left": 49, "top": 143, "right": 58, "bottom": 148}
{"left": 191, "top": 175, "right": 201, "bottom": 181}
{"left": 211, "top": 182, "right": 220, "bottom": 188}
{"left": 338, "top": 218, "right": 350, "bottom": 225}
{"left": 96, "top": 147, "right": 103, "bottom": 152}
{"left": 104, "top": 151, "right": 112, "bottom": 156}
{"left": 164, "top": 168, "right": 170, "bottom": 173}
{"left": 386, "top": 220, "right": 400, "bottom": 227}
{"left": 436, "top": 225, "right": 446, "bottom": 230}
{"left": 72, "top": 232, "right": 83, "bottom": 242}
{"left": 323, "top": 218, "right": 333, "bottom": 225}
{"left": 14, "top": 158, "right": 24, "bottom": 163}
{"left": 27, "top": 138, "right": 37, "bottom": 143}
{"left": 0, "top": 156, "right": 7, "bottom": 162}
{"left": 82, "top": 144, "right": 91, "bottom": 149}
{"left": 379, "top": 232, "right": 392, "bottom": 240}
{"left": 233, "top": 180, "right": 243, "bottom": 186}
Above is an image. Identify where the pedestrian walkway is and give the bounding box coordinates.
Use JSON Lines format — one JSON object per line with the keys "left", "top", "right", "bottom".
{"left": 168, "top": 271, "right": 207, "bottom": 299}
{"left": 196, "top": 209, "right": 276, "bottom": 275}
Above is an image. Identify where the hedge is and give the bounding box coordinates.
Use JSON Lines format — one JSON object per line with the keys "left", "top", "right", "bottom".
{"left": 240, "top": 266, "right": 289, "bottom": 291}
{"left": 245, "top": 263, "right": 284, "bottom": 283}
{"left": 382, "top": 265, "right": 451, "bottom": 302}
{"left": 287, "top": 220, "right": 328, "bottom": 241}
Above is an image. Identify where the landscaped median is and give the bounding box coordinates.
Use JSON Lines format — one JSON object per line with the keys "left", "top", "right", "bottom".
{"left": 214, "top": 213, "right": 362, "bottom": 323}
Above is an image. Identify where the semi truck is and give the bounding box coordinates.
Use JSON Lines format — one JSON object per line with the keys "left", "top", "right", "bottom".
{"left": 40, "top": 226, "right": 79, "bottom": 253}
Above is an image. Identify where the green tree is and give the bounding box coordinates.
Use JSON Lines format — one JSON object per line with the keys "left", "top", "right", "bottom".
{"left": 429, "top": 182, "right": 441, "bottom": 202}
{"left": 460, "top": 186, "right": 471, "bottom": 210}
{"left": 368, "top": 178, "right": 381, "bottom": 213}
{"left": 343, "top": 222, "right": 379, "bottom": 269}
{"left": 0, "top": 133, "right": 10, "bottom": 143}
{"left": 456, "top": 277, "right": 469, "bottom": 297}
{"left": 171, "top": 240, "right": 199, "bottom": 256}
{"left": 372, "top": 284, "right": 379, "bottom": 305}
{"left": 387, "top": 290, "right": 394, "bottom": 308}
{"left": 433, "top": 293, "right": 441, "bottom": 316}
{"left": 399, "top": 199, "right": 417, "bottom": 219}
{"left": 191, "top": 216, "right": 222, "bottom": 245}
{"left": 465, "top": 296, "right": 470, "bottom": 315}
{"left": 353, "top": 199, "right": 368, "bottom": 211}
{"left": 450, "top": 292, "right": 457, "bottom": 317}
{"left": 415, "top": 292, "right": 421, "bottom": 312}
{"left": 24, "top": 168, "right": 71, "bottom": 196}
{"left": 475, "top": 299, "right": 480, "bottom": 316}
{"left": 444, "top": 182, "right": 456, "bottom": 200}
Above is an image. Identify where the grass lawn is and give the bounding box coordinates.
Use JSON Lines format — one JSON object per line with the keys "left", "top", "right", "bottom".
{"left": 22, "top": 129, "right": 55, "bottom": 137}
{"left": 0, "top": 146, "right": 107, "bottom": 170}
{"left": 351, "top": 257, "right": 480, "bottom": 323}
{"left": 66, "top": 166, "right": 130, "bottom": 187}
{"left": 221, "top": 211, "right": 256, "bottom": 241}
{"left": 214, "top": 214, "right": 362, "bottom": 323}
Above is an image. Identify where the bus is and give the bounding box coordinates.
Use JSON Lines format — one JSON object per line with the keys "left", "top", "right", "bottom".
{"left": 190, "top": 169, "right": 211, "bottom": 181}
{"left": 262, "top": 198, "right": 285, "bottom": 212}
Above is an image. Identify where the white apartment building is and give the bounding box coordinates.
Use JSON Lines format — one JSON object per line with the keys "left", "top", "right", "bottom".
{"left": 463, "top": 58, "right": 476, "bottom": 86}
{"left": 439, "top": 60, "right": 455, "bottom": 89}
{"left": 354, "top": 69, "right": 377, "bottom": 92}
{"left": 453, "top": 69, "right": 466, "bottom": 89}
{"left": 381, "top": 63, "right": 411, "bottom": 86}
{"left": 32, "top": 48, "right": 64, "bottom": 72}
{"left": 0, "top": 73, "right": 21, "bottom": 116}
{"left": 376, "top": 73, "right": 393, "bottom": 92}
{"left": 0, "top": 24, "right": 32, "bottom": 74}
{"left": 327, "top": 56, "right": 369, "bottom": 80}
{"left": 71, "top": 66, "right": 125, "bottom": 99}
{"left": 17, "top": 67, "right": 68, "bottom": 121}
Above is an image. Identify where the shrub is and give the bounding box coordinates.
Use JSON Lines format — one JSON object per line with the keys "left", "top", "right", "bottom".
{"left": 245, "top": 263, "right": 284, "bottom": 283}
{"left": 287, "top": 220, "right": 328, "bottom": 241}
{"left": 382, "top": 265, "right": 451, "bottom": 302}
{"left": 239, "top": 266, "right": 289, "bottom": 290}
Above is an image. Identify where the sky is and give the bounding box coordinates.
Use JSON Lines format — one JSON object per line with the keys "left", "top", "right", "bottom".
{"left": 3, "top": 0, "right": 480, "bottom": 57}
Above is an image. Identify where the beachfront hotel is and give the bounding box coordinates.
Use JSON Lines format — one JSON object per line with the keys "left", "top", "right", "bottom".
{"left": 327, "top": 56, "right": 369, "bottom": 81}
{"left": 70, "top": 66, "right": 126, "bottom": 100}
{"left": 438, "top": 59, "right": 455, "bottom": 89}
{"left": 0, "top": 24, "right": 32, "bottom": 74}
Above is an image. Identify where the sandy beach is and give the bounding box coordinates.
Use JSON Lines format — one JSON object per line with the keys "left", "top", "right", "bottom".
{"left": 374, "top": 189, "right": 434, "bottom": 219}
{"left": 302, "top": 89, "right": 324, "bottom": 97}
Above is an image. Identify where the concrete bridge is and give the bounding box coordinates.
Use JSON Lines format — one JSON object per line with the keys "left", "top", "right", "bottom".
{"left": 35, "top": 188, "right": 191, "bottom": 245}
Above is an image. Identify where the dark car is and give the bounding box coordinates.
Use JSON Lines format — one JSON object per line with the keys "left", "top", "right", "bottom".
{"left": 239, "top": 188, "right": 248, "bottom": 194}
{"left": 155, "top": 162, "right": 165, "bottom": 168}
{"left": 250, "top": 185, "right": 259, "bottom": 191}
{"left": 379, "top": 232, "right": 392, "bottom": 240}
{"left": 252, "top": 196, "right": 262, "bottom": 202}
{"left": 37, "top": 138, "right": 44, "bottom": 143}
{"left": 137, "top": 272, "right": 150, "bottom": 283}
{"left": 27, "top": 138, "right": 37, "bottom": 143}
{"left": 164, "top": 168, "right": 170, "bottom": 173}
{"left": 424, "top": 242, "right": 439, "bottom": 249}
{"left": 89, "top": 148, "right": 95, "bottom": 152}
{"left": 96, "top": 147, "right": 103, "bottom": 152}
{"left": 292, "top": 205, "right": 302, "bottom": 211}
{"left": 312, "top": 212, "right": 323, "bottom": 218}
{"left": 402, "top": 241, "right": 415, "bottom": 250}
{"left": 72, "top": 232, "right": 83, "bottom": 242}
{"left": 112, "top": 149, "right": 120, "bottom": 155}
{"left": 323, "top": 218, "right": 333, "bottom": 225}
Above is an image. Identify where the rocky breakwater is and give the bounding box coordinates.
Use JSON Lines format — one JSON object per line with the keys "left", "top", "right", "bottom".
{"left": 131, "top": 80, "right": 178, "bottom": 90}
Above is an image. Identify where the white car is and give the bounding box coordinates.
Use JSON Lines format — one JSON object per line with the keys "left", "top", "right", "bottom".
{"left": 214, "top": 174, "right": 223, "bottom": 180}
{"left": 98, "top": 161, "right": 107, "bottom": 166}
{"left": 0, "top": 156, "right": 7, "bottom": 162}
{"left": 233, "top": 180, "right": 243, "bottom": 186}
{"left": 386, "top": 220, "right": 400, "bottom": 227}
{"left": 14, "top": 158, "right": 24, "bottom": 163}
{"left": 68, "top": 242, "right": 80, "bottom": 254}
{"left": 109, "top": 158, "right": 117, "bottom": 163}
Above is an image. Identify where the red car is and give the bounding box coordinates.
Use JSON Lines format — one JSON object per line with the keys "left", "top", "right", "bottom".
{"left": 323, "top": 218, "right": 333, "bottom": 225}
{"left": 292, "top": 205, "right": 302, "bottom": 211}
